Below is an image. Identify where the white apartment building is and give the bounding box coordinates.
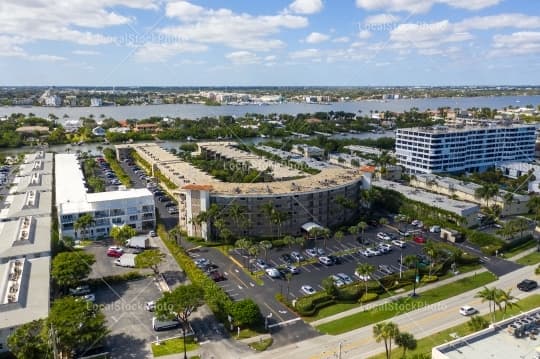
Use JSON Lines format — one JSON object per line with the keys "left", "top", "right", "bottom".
{"left": 90, "top": 98, "right": 103, "bottom": 107}
{"left": 395, "top": 124, "right": 536, "bottom": 174}
{"left": 55, "top": 154, "right": 156, "bottom": 239}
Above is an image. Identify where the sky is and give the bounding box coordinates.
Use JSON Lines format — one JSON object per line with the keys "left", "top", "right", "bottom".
{"left": 1, "top": 0, "right": 539, "bottom": 86}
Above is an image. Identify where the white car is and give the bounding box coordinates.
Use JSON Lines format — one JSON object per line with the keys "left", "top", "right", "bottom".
{"left": 76, "top": 293, "right": 95, "bottom": 303}
{"left": 429, "top": 225, "right": 441, "bottom": 233}
{"left": 318, "top": 256, "right": 333, "bottom": 266}
{"left": 378, "top": 243, "right": 392, "bottom": 253}
{"left": 305, "top": 248, "right": 318, "bottom": 257}
{"left": 265, "top": 267, "right": 282, "bottom": 278}
{"left": 145, "top": 301, "right": 156, "bottom": 311}
{"left": 301, "top": 285, "right": 316, "bottom": 295}
{"left": 459, "top": 305, "right": 478, "bottom": 316}
{"left": 359, "top": 249, "right": 373, "bottom": 257}
{"left": 377, "top": 232, "right": 391, "bottom": 241}
{"left": 367, "top": 248, "right": 381, "bottom": 256}
{"left": 316, "top": 247, "right": 326, "bottom": 256}
{"left": 194, "top": 258, "right": 210, "bottom": 268}
{"left": 291, "top": 251, "right": 304, "bottom": 262}
{"left": 411, "top": 219, "right": 420, "bottom": 226}
{"left": 330, "top": 275, "right": 346, "bottom": 287}
{"left": 336, "top": 273, "right": 353, "bottom": 285}
{"left": 354, "top": 271, "right": 371, "bottom": 281}
{"left": 392, "top": 240, "right": 406, "bottom": 248}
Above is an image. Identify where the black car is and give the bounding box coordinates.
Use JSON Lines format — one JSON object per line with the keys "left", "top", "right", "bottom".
{"left": 280, "top": 253, "right": 293, "bottom": 264}
{"left": 327, "top": 255, "right": 342, "bottom": 264}
{"left": 517, "top": 279, "right": 538, "bottom": 292}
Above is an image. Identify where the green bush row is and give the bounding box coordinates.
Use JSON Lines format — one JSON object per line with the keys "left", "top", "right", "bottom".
{"left": 359, "top": 292, "right": 378, "bottom": 303}
{"left": 295, "top": 292, "right": 336, "bottom": 316}
{"left": 103, "top": 148, "right": 132, "bottom": 187}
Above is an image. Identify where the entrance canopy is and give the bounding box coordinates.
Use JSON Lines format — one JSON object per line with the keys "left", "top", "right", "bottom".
{"left": 301, "top": 222, "right": 324, "bottom": 233}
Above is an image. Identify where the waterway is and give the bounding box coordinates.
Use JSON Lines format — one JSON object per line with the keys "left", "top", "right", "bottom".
{"left": 1, "top": 95, "right": 539, "bottom": 121}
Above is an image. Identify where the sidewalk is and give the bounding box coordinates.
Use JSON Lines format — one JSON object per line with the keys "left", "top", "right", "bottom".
{"left": 507, "top": 246, "right": 538, "bottom": 261}
{"left": 311, "top": 267, "right": 488, "bottom": 326}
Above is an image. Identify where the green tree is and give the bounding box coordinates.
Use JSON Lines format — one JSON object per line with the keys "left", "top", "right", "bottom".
{"left": 356, "top": 262, "right": 375, "bottom": 296}
{"left": 394, "top": 331, "right": 417, "bottom": 359}
{"left": 527, "top": 195, "right": 540, "bottom": 222}
{"left": 321, "top": 276, "right": 338, "bottom": 298}
{"left": 48, "top": 296, "right": 109, "bottom": 359}
{"left": 228, "top": 202, "right": 248, "bottom": 232}
{"left": 334, "top": 231, "right": 344, "bottom": 242}
{"left": 110, "top": 224, "right": 137, "bottom": 245}
{"left": 51, "top": 251, "right": 95, "bottom": 289}
{"left": 7, "top": 319, "right": 49, "bottom": 359}
{"left": 348, "top": 225, "right": 359, "bottom": 239}
{"left": 379, "top": 217, "right": 389, "bottom": 226}
{"left": 475, "top": 286, "right": 498, "bottom": 322}
{"left": 227, "top": 299, "right": 263, "bottom": 328}
{"left": 259, "top": 240, "right": 273, "bottom": 262}
{"left": 474, "top": 184, "right": 499, "bottom": 209}
{"left": 494, "top": 287, "right": 517, "bottom": 317}
{"left": 74, "top": 213, "right": 94, "bottom": 239}
{"left": 135, "top": 249, "right": 165, "bottom": 275}
{"left": 235, "top": 238, "right": 252, "bottom": 267}
{"left": 373, "top": 321, "right": 400, "bottom": 359}
{"left": 422, "top": 241, "right": 439, "bottom": 276}
{"left": 282, "top": 235, "right": 295, "bottom": 248}
{"left": 467, "top": 315, "right": 489, "bottom": 331}
{"left": 155, "top": 285, "right": 204, "bottom": 359}
{"left": 357, "top": 221, "right": 368, "bottom": 238}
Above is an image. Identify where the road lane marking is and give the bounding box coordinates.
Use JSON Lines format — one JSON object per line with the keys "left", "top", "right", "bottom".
{"left": 262, "top": 302, "right": 285, "bottom": 322}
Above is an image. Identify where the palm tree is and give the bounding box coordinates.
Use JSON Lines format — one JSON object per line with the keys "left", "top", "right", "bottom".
{"left": 356, "top": 263, "right": 375, "bottom": 296}
{"left": 285, "top": 272, "right": 293, "bottom": 301}
{"left": 474, "top": 184, "right": 499, "bottom": 208}
{"left": 373, "top": 321, "right": 400, "bottom": 359}
{"left": 261, "top": 201, "right": 278, "bottom": 238}
{"left": 379, "top": 217, "right": 389, "bottom": 227}
{"left": 348, "top": 225, "right": 359, "bottom": 242}
{"left": 475, "top": 286, "right": 497, "bottom": 322}
{"left": 247, "top": 245, "right": 260, "bottom": 272}
{"left": 422, "top": 241, "right": 438, "bottom": 276}
{"left": 394, "top": 332, "right": 417, "bottom": 359}
{"left": 334, "top": 231, "right": 344, "bottom": 243}
{"left": 494, "top": 288, "right": 517, "bottom": 318}
{"left": 357, "top": 221, "right": 368, "bottom": 237}
{"left": 282, "top": 235, "right": 295, "bottom": 248}
{"left": 168, "top": 226, "right": 182, "bottom": 245}
{"left": 228, "top": 202, "right": 248, "bottom": 234}
{"left": 321, "top": 228, "right": 331, "bottom": 248}
{"left": 527, "top": 195, "right": 540, "bottom": 222}
{"left": 74, "top": 213, "right": 94, "bottom": 240}
{"left": 259, "top": 240, "right": 273, "bottom": 262}
{"left": 235, "top": 238, "right": 252, "bottom": 267}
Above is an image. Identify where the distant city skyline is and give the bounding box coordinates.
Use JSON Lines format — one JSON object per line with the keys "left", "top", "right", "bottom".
{"left": 1, "top": 0, "right": 539, "bottom": 86}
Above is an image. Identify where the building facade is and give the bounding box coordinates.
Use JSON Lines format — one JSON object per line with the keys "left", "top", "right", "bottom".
{"left": 55, "top": 154, "right": 155, "bottom": 239}
{"left": 395, "top": 124, "right": 536, "bottom": 174}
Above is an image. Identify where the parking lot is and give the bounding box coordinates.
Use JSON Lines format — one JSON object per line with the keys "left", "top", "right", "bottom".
{"left": 94, "top": 277, "right": 177, "bottom": 359}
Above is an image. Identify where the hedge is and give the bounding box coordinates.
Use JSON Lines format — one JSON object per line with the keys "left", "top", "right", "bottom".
{"left": 294, "top": 292, "right": 335, "bottom": 316}
{"left": 103, "top": 148, "right": 132, "bottom": 187}
{"left": 421, "top": 275, "right": 438, "bottom": 283}
{"left": 359, "top": 292, "right": 378, "bottom": 303}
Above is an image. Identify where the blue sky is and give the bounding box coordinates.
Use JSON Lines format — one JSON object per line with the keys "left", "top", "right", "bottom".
{"left": 1, "top": 0, "right": 539, "bottom": 86}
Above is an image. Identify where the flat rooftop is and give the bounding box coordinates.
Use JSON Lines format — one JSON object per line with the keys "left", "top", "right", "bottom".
{"left": 257, "top": 145, "right": 333, "bottom": 171}
{"left": 10, "top": 173, "right": 53, "bottom": 194}
{"left": 344, "top": 145, "right": 392, "bottom": 156}
{"left": 0, "top": 257, "right": 50, "bottom": 330}
{"left": 0, "top": 191, "right": 53, "bottom": 220}
{"left": 398, "top": 124, "right": 535, "bottom": 134}
{"left": 0, "top": 216, "right": 51, "bottom": 259}
{"left": 374, "top": 179, "right": 480, "bottom": 216}
{"left": 414, "top": 173, "right": 529, "bottom": 202}
{"left": 198, "top": 142, "right": 305, "bottom": 180}
{"left": 434, "top": 308, "right": 540, "bottom": 359}
{"left": 18, "top": 152, "right": 54, "bottom": 176}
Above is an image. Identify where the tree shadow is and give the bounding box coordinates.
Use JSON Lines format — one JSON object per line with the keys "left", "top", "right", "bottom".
{"left": 105, "top": 333, "right": 151, "bottom": 359}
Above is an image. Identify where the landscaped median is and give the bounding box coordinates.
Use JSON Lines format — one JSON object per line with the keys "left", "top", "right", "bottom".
{"left": 516, "top": 251, "right": 540, "bottom": 266}
{"left": 151, "top": 336, "right": 199, "bottom": 357}
{"left": 315, "top": 271, "right": 496, "bottom": 335}
{"left": 103, "top": 148, "right": 131, "bottom": 187}
{"left": 366, "top": 294, "right": 540, "bottom": 359}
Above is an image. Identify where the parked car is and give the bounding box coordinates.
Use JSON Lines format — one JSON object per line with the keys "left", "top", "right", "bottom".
{"left": 79, "top": 293, "right": 96, "bottom": 303}
{"left": 330, "top": 275, "right": 345, "bottom": 287}
{"left": 377, "top": 232, "right": 391, "bottom": 241}
{"left": 107, "top": 246, "right": 124, "bottom": 257}
{"left": 378, "top": 264, "right": 394, "bottom": 275}
{"left": 291, "top": 251, "right": 305, "bottom": 262}
{"left": 336, "top": 273, "right": 353, "bottom": 285}
{"left": 354, "top": 270, "right": 371, "bottom": 281}
{"left": 517, "top": 279, "right": 538, "bottom": 292}
{"left": 265, "top": 267, "right": 282, "bottom": 278}
{"left": 285, "top": 265, "right": 300, "bottom": 274}
{"left": 254, "top": 258, "right": 268, "bottom": 270}
{"left": 165, "top": 202, "right": 176, "bottom": 207}
{"left": 327, "top": 255, "right": 342, "bottom": 265}
{"left": 280, "top": 253, "right": 293, "bottom": 264}
{"left": 398, "top": 229, "right": 412, "bottom": 237}
{"left": 429, "top": 225, "right": 441, "bottom": 233}
{"left": 301, "top": 285, "right": 316, "bottom": 295}
{"left": 318, "top": 256, "right": 333, "bottom": 266}
{"left": 459, "top": 305, "right": 477, "bottom": 316}
{"left": 149, "top": 230, "right": 156, "bottom": 237}
{"left": 367, "top": 248, "right": 381, "bottom": 256}
{"left": 209, "top": 271, "right": 226, "bottom": 282}
{"left": 378, "top": 243, "right": 392, "bottom": 253}
{"left": 145, "top": 301, "right": 156, "bottom": 311}
{"left": 69, "top": 285, "right": 91, "bottom": 296}
{"left": 413, "top": 236, "right": 426, "bottom": 244}
{"left": 392, "top": 240, "right": 406, "bottom": 248}
{"left": 194, "top": 258, "right": 210, "bottom": 268}
{"left": 305, "top": 248, "right": 318, "bottom": 257}
{"left": 359, "top": 249, "right": 373, "bottom": 257}
{"left": 316, "top": 247, "right": 326, "bottom": 256}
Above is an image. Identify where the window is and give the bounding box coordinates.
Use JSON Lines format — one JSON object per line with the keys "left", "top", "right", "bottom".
{"left": 129, "top": 215, "right": 138, "bottom": 221}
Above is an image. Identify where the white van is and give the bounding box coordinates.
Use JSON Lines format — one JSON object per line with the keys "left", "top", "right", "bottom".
{"left": 429, "top": 225, "right": 441, "bottom": 233}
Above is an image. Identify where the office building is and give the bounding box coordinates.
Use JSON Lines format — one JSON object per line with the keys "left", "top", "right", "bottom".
{"left": 395, "top": 124, "right": 536, "bottom": 174}
{"left": 55, "top": 154, "right": 155, "bottom": 239}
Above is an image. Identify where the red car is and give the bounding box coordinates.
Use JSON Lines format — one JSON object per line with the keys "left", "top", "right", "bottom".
{"left": 413, "top": 236, "right": 426, "bottom": 244}
{"left": 107, "top": 247, "right": 123, "bottom": 257}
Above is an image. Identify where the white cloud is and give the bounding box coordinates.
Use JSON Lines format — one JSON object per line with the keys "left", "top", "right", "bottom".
{"left": 490, "top": 31, "right": 540, "bottom": 56}
{"left": 289, "top": 0, "right": 323, "bottom": 14}
{"left": 364, "top": 13, "right": 401, "bottom": 26}
{"left": 264, "top": 55, "right": 277, "bottom": 61}
{"left": 289, "top": 48, "right": 320, "bottom": 59}
{"left": 30, "top": 54, "right": 67, "bottom": 62}
{"left": 332, "top": 36, "right": 350, "bottom": 43}
{"left": 166, "top": 1, "right": 205, "bottom": 20}
{"left": 357, "top": 30, "right": 372, "bottom": 39}
{"left": 355, "top": 0, "right": 501, "bottom": 13}
{"left": 134, "top": 42, "right": 208, "bottom": 62}
{"left": 72, "top": 50, "right": 101, "bottom": 56}
{"left": 390, "top": 20, "right": 472, "bottom": 49}
{"left": 162, "top": 1, "right": 308, "bottom": 51}
{"left": 305, "top": 32, "right": 329, "bottom": 43}
{"left": 456, "top": 13, "right": 540, "bottom": 31}
{"left": 225, "top": 51, "right": 260, "bottom": 65}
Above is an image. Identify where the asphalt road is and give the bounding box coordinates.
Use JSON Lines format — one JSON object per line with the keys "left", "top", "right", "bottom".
{"left": 241, "top": 265, "right": 539, "bottom": 359}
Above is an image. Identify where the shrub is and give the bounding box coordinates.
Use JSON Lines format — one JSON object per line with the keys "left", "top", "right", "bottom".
{"left": 359, "top": 292, "right": 378, "bottom": 303}
{"left": 294, "top": 292, "right": 335, "bottom": 316}
{"left": 421, "top": 275, "right": 438, "bottom": 283}
{"left": 337, "top": 285, "right": 362, "bottom": 302}
{"left": 271, "top": 239, "right": 286, "bottom": 248}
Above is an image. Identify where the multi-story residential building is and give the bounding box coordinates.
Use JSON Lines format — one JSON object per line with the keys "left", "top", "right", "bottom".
{"left": 90, "top": 97, "right": 103, "bottom": 107}
{"left": 0, "top": 151, "right": 52, "bottom": 353}
{"left": 395, "top": 124, "right": 536, "bottom": 174}
{"left": 44, "top": 95, "right": 62, "bottom": 107}
{"left": 55, "top": 154, "right": 155, "bottom": 239}
{"left": 117, "top": 143, "right": 369, "bottom": 240}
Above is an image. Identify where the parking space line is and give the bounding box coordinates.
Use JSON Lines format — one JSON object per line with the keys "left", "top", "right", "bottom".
{"left": 301, "top": 265, "right": 311, "bottom": 273}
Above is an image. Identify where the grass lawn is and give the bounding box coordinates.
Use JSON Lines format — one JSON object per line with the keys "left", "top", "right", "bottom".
{"left": 516, "top": 251, "right": 540, "bottom": 266}
{"left": 316, "top": 272, "right": 496, "bottom": 335}
{"left": 304, "top": 265, "right": 482, "bottom": 322}
{"left": 249, "top": 338, "right": 274, "bottom": 351}
{"left": 151, "top": 337, "right": 200, "bottom": 357}
{"left": 367, "top": 294, "right": 540, "bottom": 359}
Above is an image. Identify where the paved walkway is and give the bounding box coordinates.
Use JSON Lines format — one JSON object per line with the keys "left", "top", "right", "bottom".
{"left": 311, "top": 267, "right": 488, "bottom": 326}
{"left": 507, "top": 246, "right": 538, "bottom": 261}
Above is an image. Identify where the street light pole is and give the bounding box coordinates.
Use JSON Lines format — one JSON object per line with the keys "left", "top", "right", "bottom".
{"left": 338, "top": 341, "right": 342, "bottom": 359}
{"left": 399, "top": 248, "right": 403, "bottom": 279}
{"left": 411, "top": 255, "right": 420, "bottom": 297}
